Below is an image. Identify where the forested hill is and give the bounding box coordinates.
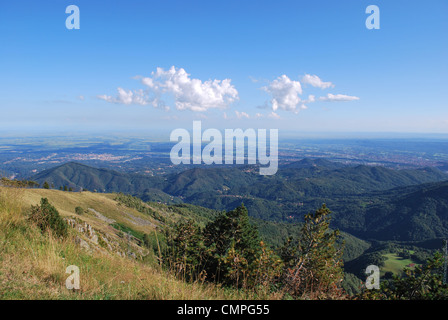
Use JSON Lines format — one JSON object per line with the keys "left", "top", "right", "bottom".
{"left": 33, "top": 159, "right": 448, "bottom": 199}
{"left": 30, "top": 160, "right": 448, "bottom": 242}
{"left": 352, "top": 181, "right": 448, "bottom": 241}
{"left": 32, "top": 162, "right": 166, "bottom": 194}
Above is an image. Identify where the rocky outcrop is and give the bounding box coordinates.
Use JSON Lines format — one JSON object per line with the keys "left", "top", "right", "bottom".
{"left": 66, "top": 217, "right": 128, "bottom": 257}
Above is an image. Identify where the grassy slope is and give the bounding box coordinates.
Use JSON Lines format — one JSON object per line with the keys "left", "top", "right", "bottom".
{"left": 21, "top": 188, "right": 156, "bottom": 236}
{"left": 381, "top": 252, "right": 419, "bottom": 276}
{"left": 0, "top": 187, "right": 273, "bottom": 300}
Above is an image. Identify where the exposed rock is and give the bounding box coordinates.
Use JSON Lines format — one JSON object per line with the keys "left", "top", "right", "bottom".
{"left": 65, "top": 217, "right": 140, "bottom": 260}
{"left": 75, "top": 237, "right": 90, "bottom": 251}
{"left": 88, "top": 208, "right": 115, "bottom": 224}
{"left": 122, "top": 211, "right": 157, "bottom": 228}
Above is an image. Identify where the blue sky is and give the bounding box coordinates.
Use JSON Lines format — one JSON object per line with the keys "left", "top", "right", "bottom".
{"left": 0, "top": 0, "right": 447, "bottom": 134}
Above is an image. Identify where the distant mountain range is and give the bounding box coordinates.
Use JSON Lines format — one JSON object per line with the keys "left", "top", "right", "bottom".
{"left": 32, "top": 159, "right": 448, "bottom": 241}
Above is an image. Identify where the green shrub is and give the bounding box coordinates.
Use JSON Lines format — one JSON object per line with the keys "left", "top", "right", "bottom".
{"left": 29, "top": 198, "right": 68, "bottom": 238}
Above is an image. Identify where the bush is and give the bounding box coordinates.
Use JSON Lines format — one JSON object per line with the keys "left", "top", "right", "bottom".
{"left": 75, "top": 206, "right": 84, "bottom": 215}
{"left": 29, "top": 198, "right": 68, "bottom": 238}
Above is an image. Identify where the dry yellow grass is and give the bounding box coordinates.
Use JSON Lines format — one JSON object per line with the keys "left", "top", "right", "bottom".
{"left": 0, "top": 187, "right": 276, "bottom": 300}
{"left": 20, "top": 188, "right": 157, "bottom": 235}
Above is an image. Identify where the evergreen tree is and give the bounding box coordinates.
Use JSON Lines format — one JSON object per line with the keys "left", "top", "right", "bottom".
{"left": 29, "top": 198, "right": 68, "bottom": 238}
{"left": 43, "top": 181, "right": 50, "bottom": 189}
{"left": 165, "top": 219, "right": 207, "bottom": 282}
{"left": 202, "top": 204, "right": 263, "bottom": 288}
{"left": 280, "top": 204, "right": 345, "bottom": 299}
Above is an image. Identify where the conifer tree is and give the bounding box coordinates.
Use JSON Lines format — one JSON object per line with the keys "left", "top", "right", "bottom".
{"left": 203, "top": 204, "right": 262, "bottom": 288}
{"left": 280, "top": 204, "right": 345, "bottom": 299}
{"left": 165, "top": 219, "right": 207, "bottom": 282}
{"left": 29, "top": 198, "right": 68, "bottom": 238}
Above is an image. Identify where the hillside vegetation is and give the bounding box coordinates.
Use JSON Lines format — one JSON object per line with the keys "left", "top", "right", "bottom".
{"left": 0, "top": 187, "right": 267, "bottom": 300}
{"left": 0, "top": 184, "right": 359, "bottom": 299}
{"left": 2, "top": 184, "right": 448, "bottom": 300}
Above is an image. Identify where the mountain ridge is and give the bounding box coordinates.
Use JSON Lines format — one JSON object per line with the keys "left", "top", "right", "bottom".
{"left": 30, "top": 160, "right": 448, "bottom": 241}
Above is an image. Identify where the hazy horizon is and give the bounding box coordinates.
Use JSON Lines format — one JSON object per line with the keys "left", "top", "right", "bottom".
{"left": 2, "top": 127, "right": 448, "bottom": 142}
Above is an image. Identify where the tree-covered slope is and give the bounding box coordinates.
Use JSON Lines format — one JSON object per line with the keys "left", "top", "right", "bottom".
{"left": 31, "top": 160, "right": 448, "bottom": 242}
{"left": 361, "top": 181, "right": 448, "bottom": 241}
{"left": 32, "top": 162, "right": 165, "bottom": 194}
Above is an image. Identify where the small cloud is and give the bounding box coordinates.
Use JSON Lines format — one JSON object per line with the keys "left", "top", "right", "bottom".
{"left": 235, "top": 110, "right": 250, "bottom": 119}
{"left": 78, "top": 95, "right": 85, "bottom": 101}
{"left": 262, "top": 75, "right": 302, "bottom": 112}
{"left": 268, "top": 111, "right": 281, "bottom": 120}
{"left": 301, "top": 74, "right": 334, "bottom": 89}
{"left": 304, "top": 95, "right": 315, "bottom": 103}
{"left": 319, "top": 93, "right": 360, "bottom": 102}
{"left": 249, "top": 76, "right": 260, "bottom": 83}
{"left": 97, "top": 88, "right": 150, "bottom": 106}
{"left": 196, "top": 113, "right": 208, "bottom": 119}
{"left": 255, "top": 113, "right": 264, "bottom": 118}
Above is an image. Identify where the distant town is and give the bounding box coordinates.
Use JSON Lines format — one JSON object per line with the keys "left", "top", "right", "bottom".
{"left": 1, "top": 134, "right": 448, "bottom": 180}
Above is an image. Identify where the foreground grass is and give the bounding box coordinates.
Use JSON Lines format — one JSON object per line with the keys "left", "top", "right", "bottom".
{"left": 0, "top": 187, "right": 276, "bottom": 300}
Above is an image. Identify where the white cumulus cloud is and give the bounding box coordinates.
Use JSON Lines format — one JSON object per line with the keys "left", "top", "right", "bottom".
{"left": 262, "top": 75, "right": 303, "bottom": 112}
{"left": 99, "top": 66, "right": 239, "bottom": 112}
{"left": 319, "top": 93, "right": 360, "bottom": 102}
{"left": 301, "top": 74, "right": 334, "bottom": 89}
{"left": 141, "top": 66, "right": 239, "bottom": 112}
